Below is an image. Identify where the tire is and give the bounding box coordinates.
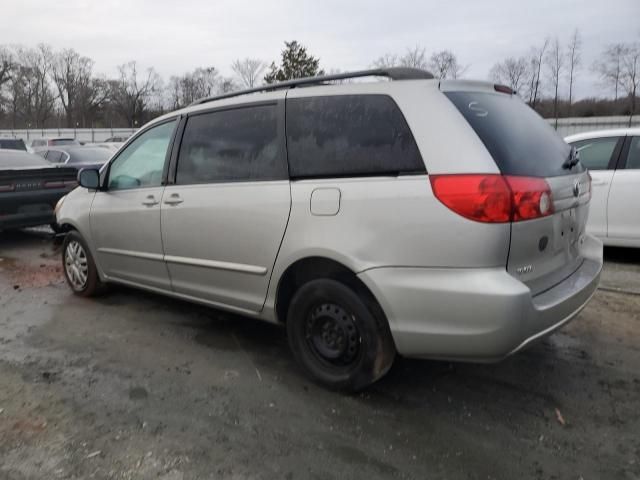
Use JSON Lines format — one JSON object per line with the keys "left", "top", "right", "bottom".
{"left": 286, "top": 279, "right": 396, "bottom": 391}
{"left": 62, "top": 231, "right": 104, "bottom": 297}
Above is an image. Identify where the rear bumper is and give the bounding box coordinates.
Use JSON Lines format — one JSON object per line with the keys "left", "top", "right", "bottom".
{"left": 0, "top": 189, "right": 67, "bottom": 230}
{"left": 358, "top": 234, "right": 603, "bottom": 362}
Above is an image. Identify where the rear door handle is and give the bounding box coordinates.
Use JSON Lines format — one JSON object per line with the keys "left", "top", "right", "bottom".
{"left": 141, "top": 195, "right": 159, "bottom": 206}
{"left": 164, "top": 193, "right": 183, "bottom": 205}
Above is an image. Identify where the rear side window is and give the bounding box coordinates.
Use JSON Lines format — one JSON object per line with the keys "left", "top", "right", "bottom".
{"left": 569, "top": 137, "right": 619, "bottom": 171}
{"left": 176, "top": 104, "right": 285, "bottom": 184}
{"left": 286, "top": 95, "right": 424, "bottom": 178}
{"left": 46, "top": 150, "right": 66, "bottom": 163}
{"left": 625, "top": 137, "right": 640, "bottom": 169}
{"left": 445, "top": 92, "right": 580, "bottom": 177}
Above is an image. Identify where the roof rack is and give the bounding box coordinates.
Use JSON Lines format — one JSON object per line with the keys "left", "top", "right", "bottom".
{"left": 191, "top": 67, "right": 434, "bottom": 106}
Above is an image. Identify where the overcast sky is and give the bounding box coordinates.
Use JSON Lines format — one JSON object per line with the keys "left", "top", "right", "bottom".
{"left": 3, "top": 0, "right": 639, "bottom": 99}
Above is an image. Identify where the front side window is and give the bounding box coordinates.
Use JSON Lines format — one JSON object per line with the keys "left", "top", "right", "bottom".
{"left": 624, "top": 137, "right": 640, "bottom": 169}
{"left": 286, "top": 95, "right": 424, "bottom": 178}
{"left": 176, "top": 104, "right": 283, "bottom": 185}
{"left": 108, "top": 120, "right": 176, "bottom": 190}
{"left": 570, "top": 137, "right": 619, "bottom": 171}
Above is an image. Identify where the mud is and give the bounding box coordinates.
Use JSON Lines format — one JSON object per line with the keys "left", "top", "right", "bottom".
{"left": 0, "top": 229, "right": 639, "bottom": 479}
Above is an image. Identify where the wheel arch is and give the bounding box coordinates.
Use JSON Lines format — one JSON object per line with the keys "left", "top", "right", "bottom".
{"left": 274, "top": 256, "right": 389, "bottom": 331}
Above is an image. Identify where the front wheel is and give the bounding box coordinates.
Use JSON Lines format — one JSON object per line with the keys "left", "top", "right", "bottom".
{"left": 286, "top": 279, "right": 396, "bottom": 391}
{"left": 62, "top": 231, "right": 104, "bottom": 296}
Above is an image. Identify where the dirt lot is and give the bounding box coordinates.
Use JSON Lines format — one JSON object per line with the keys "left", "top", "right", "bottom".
{"left": 0, "top": 229, "right": 639, "bottom": 480}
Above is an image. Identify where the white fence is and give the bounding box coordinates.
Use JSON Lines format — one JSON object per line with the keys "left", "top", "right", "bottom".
{"left": 551, "top": 116, "right": 639, "bottom": 137}
{"left": 0, "top": 127, "right": 137, "bottom": 144}
{"left": 0, "top": 116, "right": 638, "bottom": 144}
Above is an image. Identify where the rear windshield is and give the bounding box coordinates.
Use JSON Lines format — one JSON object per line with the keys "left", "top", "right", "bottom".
{"left": 445, "top": 92, "right": 581, "bottom": 177}
{"left": 50, "top": 139, "right": 78, "bottom": 146}
{"left": 67, "top": 148, "right": 111, "bottom": 164}
{"left": 0, "top": 139, "right": 27, "bottom": 151}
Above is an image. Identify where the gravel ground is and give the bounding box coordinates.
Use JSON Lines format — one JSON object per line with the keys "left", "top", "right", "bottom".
{"left": 0, "top": 228, "right": 639, "bottom": 480}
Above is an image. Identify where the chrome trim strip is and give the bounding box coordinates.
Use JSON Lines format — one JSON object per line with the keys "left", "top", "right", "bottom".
{"left": 97, "top": 248, "right": 268, "bottom": 275}
{"left": 97, "top": 247, "right": 164, "bottom": 262}
{"left": 164, "top": 254, "right": 267, "bottom": 275}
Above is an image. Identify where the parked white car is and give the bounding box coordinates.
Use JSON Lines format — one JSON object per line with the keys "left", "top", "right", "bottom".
{"left": 566, "top": 128, "right": 640, "bottom": 248}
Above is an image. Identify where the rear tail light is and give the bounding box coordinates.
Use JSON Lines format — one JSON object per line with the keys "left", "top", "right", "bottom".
{"left": 429, "top": 174, "right": 554, "bottom": 223}
{"left": 43, "top": 180, "right": 65, "bottom": 189}
{"left": 63, "top": 180, "right": 78, "bottom": 188}
{"left": 0, "top": 183, "right": 15, "bottom": 192}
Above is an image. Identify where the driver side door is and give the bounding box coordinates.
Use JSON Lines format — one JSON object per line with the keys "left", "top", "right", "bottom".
{"left": 90, "top": 118, "right": 178, "bottom": 290}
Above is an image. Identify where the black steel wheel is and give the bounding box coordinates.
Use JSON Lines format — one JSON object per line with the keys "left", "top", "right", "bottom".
{"left": 287, "top": 279, "right": 395, "bottom": 391}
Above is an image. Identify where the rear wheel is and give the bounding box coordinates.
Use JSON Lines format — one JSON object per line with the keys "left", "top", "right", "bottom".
{"left": 286, "top": 279, "right": 395, "bottom": 391}
{"left": 62, "top": 231, "right": 104, "bottom": 296}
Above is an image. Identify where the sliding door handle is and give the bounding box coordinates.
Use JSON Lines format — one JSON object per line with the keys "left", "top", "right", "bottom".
{"left": 164, "top": 193, "right": 183, "bottom": 205}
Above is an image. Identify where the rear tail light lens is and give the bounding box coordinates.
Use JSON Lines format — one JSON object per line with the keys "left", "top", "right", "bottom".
{"left": 63, "top": 180, "right": 78, "bottom": 188}
{"left": 430, "top": 174, "right": 554, "bottom": 223}
{"left": 0, "top": 183, "right": 15, "bottom": 192}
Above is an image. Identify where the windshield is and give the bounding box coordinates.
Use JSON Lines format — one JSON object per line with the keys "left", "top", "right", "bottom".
{"left": 67, "top": 148, "right": 112, "bottom": 164}
{"left": 445, "top": 91, "right": 582, "bottom": 177}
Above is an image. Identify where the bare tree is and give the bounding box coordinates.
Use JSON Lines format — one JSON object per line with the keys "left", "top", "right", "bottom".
{"left": 619, "top": 43, "right": 640, "bottom": 125}
{"left": 526, "top": 38, "right": 549, "bottom": 107}
{"left": 428, "top": 50, "right": 467, "bottom": 79}
{"left": 110, "top": 61, "right": 161, "bottom": 127}
{"left": 545, "top": 37, "right": 564, "bottom": 125}
{"left": 51, "top": 49, "right": 95, "bottom": 127}
{"left": 231, "top": 58, "right": 266, "bottom": 88}
{"left": 0, "top": 46, "right": 14, "bottom": 92}
{"left": 489, "top": 56, "right": 529, "bottom": 93}
{"left": 11, "top": 44, "right": 56, "bottom": 128}
{"left": 566, "top": 30, "right": 581, "bottom": 114}
{"left": 371, "top": 53, "right": 399, "bottom": 68}
{"left": 400, "top": 46, "right": 429, "bottom": 70}
{"left": 594, "top": 43, "right": 628, "bottom": 101}
{"left": 167, "top": 67, "right": 219, "bottom": 109}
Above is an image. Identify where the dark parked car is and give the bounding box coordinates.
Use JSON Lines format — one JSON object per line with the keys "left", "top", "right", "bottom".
{"left": 0, "top": 138, "right": 27, "bottom": 151}
{"left": 37, "top": 146, "right": 113, "bottom": 171}
{"left": 0, "top": 150, "right": 77, "bottom": 231}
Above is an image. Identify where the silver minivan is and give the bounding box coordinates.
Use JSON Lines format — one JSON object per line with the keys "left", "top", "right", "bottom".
{"left": 56, "top": 68, "right": 602, "bottom": 390}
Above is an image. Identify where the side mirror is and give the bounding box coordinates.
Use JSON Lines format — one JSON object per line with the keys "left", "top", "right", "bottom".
{"left": 78, "top": 168, "right": 100, "bottom": 190}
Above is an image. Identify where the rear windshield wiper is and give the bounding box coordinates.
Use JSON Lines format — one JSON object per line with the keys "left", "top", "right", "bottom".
{"left": 562, "top": 146, "right": 580, "bottom": 170}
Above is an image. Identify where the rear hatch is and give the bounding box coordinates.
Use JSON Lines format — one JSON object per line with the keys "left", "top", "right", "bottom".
{"left": 443, "top": 87, "right": 590, "bottom": 295}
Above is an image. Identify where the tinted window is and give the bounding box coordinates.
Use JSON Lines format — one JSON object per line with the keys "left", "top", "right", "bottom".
{"left": 46, "top": 150, "right": 66, "bottom": 163}
{"left": 445, "top": 92, "right": 580, "bottom": 177}
{"left": 176, "top": 105, "right": 283, "bottom": 184}
{"left": 108, "top": 120, "right": 176, "bottom": 190}
{"left": 286, "top": 95, "right": 424, "bottom": 178}
{"left": 50, "top": 138, "right": 79, "bottom": 146}
{"left": 0, "top": 139, "right": 27, "bottom": 151}
{"left": 67, "top": 148, "right": 111, "bottom": 164}
{"left": 569, "top": 137, "right": 619, "bottom": 171}
{"left": 625, "top": 137, "right": 640, "bottom": 169}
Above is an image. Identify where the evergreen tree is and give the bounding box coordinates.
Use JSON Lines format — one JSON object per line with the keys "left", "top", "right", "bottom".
{"left": 264, "top": 41, "right": 323, "bottom": 84}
